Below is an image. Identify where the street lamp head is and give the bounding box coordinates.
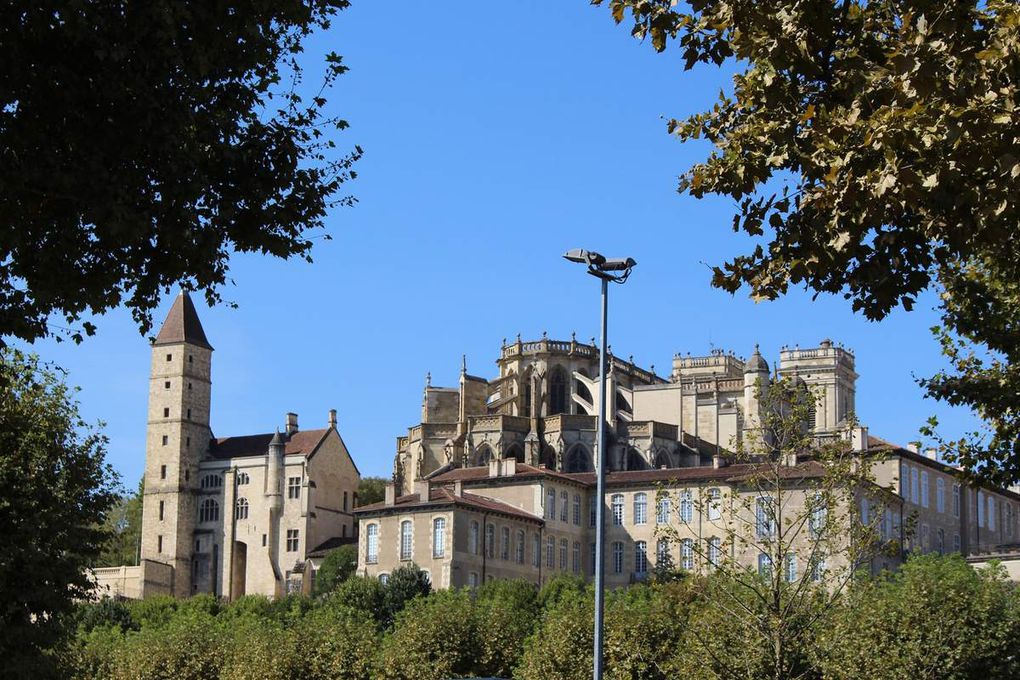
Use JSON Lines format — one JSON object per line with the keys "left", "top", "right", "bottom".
{"left": 601, "top": 257, "right": 637, "bottom": 272}
{"left": 563, "top": 248, "right": 606, "bottom": 267}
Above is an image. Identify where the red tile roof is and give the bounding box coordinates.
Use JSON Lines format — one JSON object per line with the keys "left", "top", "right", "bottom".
{"left": 354, "top": 487, "right": 542, "bottom": 523}
{"left": 207, "top": 428, "right": 328, "bottom": 460}
{"left": 431, "top": 463, "right": 588, "bottom": 486}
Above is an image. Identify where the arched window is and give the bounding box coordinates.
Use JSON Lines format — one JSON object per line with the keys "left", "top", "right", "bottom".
{"left": 572, "top": 541, "right": 581, "bottom": 573}
{"left": 681, "top": 538, "right": 694, "bottom": 570}
{"left": 523, "top": 381, "right": 533, "bottom": 418}
{"left": 758, "top": 553, "right": 772, "bottom": 577}
{"left": 485, "top": 523, "right": 495, "bottom": 558}
{"left": 784, "top": 553, "right": 797, "bottom": 582}
{"left": 236, "top": 471, "right": 250, "bottom": 486}
{"left": 565, "top": 445, "right": 593, "bottom": 473}
{"left": 199, "top": 498, "right": 219, "bottom": 523}
{"left": 625, "top": 448, "right": 648, "bottom": 471}
{"left": 516, "top": 530, "right": 525, "bottom": 564}
{"left": 379, "top": 573, "right": 389, "bottom": 585}
{"left": 633, "top": 492, "right": 648, "bottom": 525}
{"left": 504, "top": 443, "right": 525, "bottom": 463}
{"left": 400, "top": 520, "right": 412, "bottom": 560}
{"left": 366, "top": 524, "right": 379, "bottom": 563}
{"left": 469, "top": 521, "right": 479, "bottom": 554}
{"left": 657, "top": 496, "right": 671, "bottom": 525}
{"left": 200, "top": 474, "right": 222, "bottom": 490}
{"left": 707, "top": 537, "right": 721, "bottom": 567}
{"left": 656, "top": 538, "right": 670, "bottom": 566}
{"left": 611, "top": 494, "right": 624, "bottom": 525}
{"left": 707, "top": 488, "right": 722, "bottom": 521}
{"left": 635, "top": 541, "right": 648, "bottom": 575}
{"left": 501, "top": 526, "right": 511, "bottom": 560}
{"left": 234, "top": 498, "right": 249, "bottom": 520}
{"left": 756, "top": 496, "right": 776, "bottom": 538}
{"left": 573, "top": 493, "right": 581, "bottom": 525}
{"left": 549, "top": 366, "right": 568, "bottom": 415}
{"left": 546, "top": 536, "right": 555, "bottom": 567}
{"left": 679, "top": 490, "right": 693, "bottom": 523}
{"left": 473, "top": 445, "right": 494, "bottom": 467}
{"left": 560, "top": 538, "right": 568, "bottom": 570}
{"left": 433, "top": 517, "right": 446, "bottom": 558}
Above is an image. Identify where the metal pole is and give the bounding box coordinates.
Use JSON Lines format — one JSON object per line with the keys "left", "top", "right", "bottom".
{"left": 593, "top": 276, "right": 609, "bottom": 680}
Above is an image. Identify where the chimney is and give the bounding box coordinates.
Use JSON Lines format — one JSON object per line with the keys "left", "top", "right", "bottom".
{"left": 285, "top": 412, "right": 299, "bottom": 436}
{"left": 924, "top": 447, "right": 938, "bottom": 461}
{"left": 503, "top": 457, "right": 517, "bottom": 477}
{"left": 488, "top": 457, "right": 500, "bottom": 478}
{"left": 414, "top": 478, "right": 430, "bottom": 500}
{"left": 384, "top": 482, "right": 396, "bottom": 506}
{"left": 851, "top": 426, "right": 869, "bottom": 452}
{"left": 454, "top": 480, "right": 463, "bottom": 497}
{"left": 712, "top": 454, "right": 726, "bottom": 469}
{"left": 906, "top": 441, "right": 920, "bottom": 454}
{"left": 328, "top": 409, "right": 337, "bottom": 428}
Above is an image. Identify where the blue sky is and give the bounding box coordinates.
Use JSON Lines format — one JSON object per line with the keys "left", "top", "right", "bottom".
{"left": 26, "top": 1, "right": 976, "bottom": 487}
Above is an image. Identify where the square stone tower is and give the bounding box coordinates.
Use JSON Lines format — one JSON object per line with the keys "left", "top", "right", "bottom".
{"left": 778, "top": 339, "right": 857, "bottom": 433}
{"left": 139, "top": 291, "right": 213, "bottom": 597}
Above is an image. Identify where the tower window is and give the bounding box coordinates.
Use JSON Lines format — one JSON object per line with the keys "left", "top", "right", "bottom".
{"left": 164, "top": 381, "right": 170, "bottom": 389}
{"left": 262, "top": 534, "right": 267, "bottom": 547}
{"left": 188, "top": 382, "right": 192, "bottom": 391}
{"left": 166, "top": 353, "right": 172, "bottom": 362}
{"left": 158, "top": 500, "right": 164, "bottom": 521}
{"left": 288, "top": 477, "right": 301, "bottom": 499}
{"left": 160, "top": 465, "right": 166, "bottom": 480}
{"left": 161, "top": 435, "right": 168, "bottom": 446}
{"left": 157, "top": 535, "right": 163, "bottom": 552}
{"left": 188, "top": 355, "right": 193, "bottom": 364}
{"left": 286, "top": 529, "right": 299, "bottom": 552}
{"left": 186, "top": 436, "right": 191, "bottom": 447}
{"left": 163, "top": 407, "right": 170, "bottom": 418}
{"left": 184, "top": 470, "right": 189, "bottom": 482}
{"left": 186, "top": 408, "right": 191, "bottom": 419}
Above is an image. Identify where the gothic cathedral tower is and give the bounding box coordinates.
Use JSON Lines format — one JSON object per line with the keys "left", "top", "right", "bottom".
{"left": 139, "top": 292, "right": 213, "bottom": 597}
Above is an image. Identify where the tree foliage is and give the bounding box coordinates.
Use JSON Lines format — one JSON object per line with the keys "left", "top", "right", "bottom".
{"left": 595, "top": 0, "right": 1020, "bottom": 484}
{"left": 357, "top": 476, "right": 388, "bottom": 506}
{"left": 382, "top": 563, "right": 432, "bottom": 626}
{"left": 97, "top": 477, "right": 144, "bottom": 568}
{"left": 0, "top": 349, "right": 119, "bottom": 677}
{"left": 313, "top": 544, "right": 358, "bottom": 596}
{"left": 0, "top": 0, "right": 361, "bottom": 343}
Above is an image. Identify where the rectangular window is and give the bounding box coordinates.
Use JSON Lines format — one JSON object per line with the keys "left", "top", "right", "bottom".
{"left": 343, "top": 491, "right": 348, "bottom": 512}
{"left": 978, "top": 491, "right": 986, "bottom": 526}
{"left": 611, "top": 494, "right": 624, "bottom": 526}
{"left": 469, "top": 521, "right": 479, "bottom": 554}
{"left": 433, "top": 519, "right": 446, "bottom": 558}
{"left": 988, "top": 496, "right": 996, "bottom": 531}
{"left": 954, "top": 534, "right": 961, "bottom": 552}
{"left": 707, "top": 537, "right": 721, "bottom": 567}
{"left": 756, "top": 496, "right": 776, "bottom": 538}
{"left": 161, "top": 435, "right": 168, "bottom": 446}
{"left": 612, "top": 541, "right": 624, "bottom": 574}
{"left": 681, "top": 539, "right": 694, "bottom": 570}
{"left": 166, "top": 353, "right": 172, "bottom": 362}
{"left": 572, "top": 541, "right": 581, "bottom": 574}
{"left": 936, "top": 478, "right": 946, "bottom": 513}
{"left": 953, "top": 484, "right": 961, "bottom": 518}
{"left": 590, "top": 496, "right": 597, "bottom": 527}
{"left": 163, "top": 407, "right": 170, "bottom": 418}
{"left": 485, "top": 524, "right": 495, "bottom": 559}
{"left": 680, "top": 490, "right": 693, "bottom": 523}
{"left": 401, "top": 520, "right": 413, "bottom": 560}
{"left": 501, "top": 527, "right": 510, "bottom": 561}
{"left": 910, "top": 467, "right": 919, "bottom": 504}
{"left": 160, "top": 464, "right": 167, "bottom": 480}
{"left": 560, "top": 538, "right": 568, "bottom": 570}
{"left": 560, "top": 491, "right": 568, "bottom": 522}
{"left": 186, "top": 436, "right": 190, "bottom": 447}
{"left": 262, "top": 534, "right": 267, "bottom": 547}
{"left": 286, "top": 529, "right": 299, "bottom": 552}
{"left": 920, "top": 471, "right": 929, "bottom": 507}
{"left": 634, "top": 493, "right": 648, "bottom": 525}
{"left": 533, "top": 533, "right": 541, "bottom": 567}
{"left": 546, "top": 537, "right": 555, "bottom": 568}
{"left": 367, "top": 524, "right": 379, "bottom": 563}
{"left": 758, "top": 553, "right": 772, "bottom": 578}
{"left": 516, "top": 531, "right": 525, "bottom": 564}
{"left": 785, "top": 553, "right": 797, "bottom": 583}
{"left": 635, "top": 541, "right": 648, "bottom": 575}
{"left": 547, "top": 489, "right": 556, "bottom": 520}
{"left": 573, "top": 494, "right": 581, "bottom": 526}
{"left": 657, "top": 497, "right": 671, "bottom": 525}
{"left": 158, "top": 500, "right": 164, "bottom": 521}
{"left": 157, "top": 535, "right": 163, "bottom": 553}
{"left": 186, "top": 408, "right": 191, "bottom": 420}
{"left": 468, "top": 572, "right": 479, "bottom": 588}
{"left": 288, "top": 477, "right": 301, "bottom": 500}
{"left": 164, "top": 381, "right": 170, "bottom": 389}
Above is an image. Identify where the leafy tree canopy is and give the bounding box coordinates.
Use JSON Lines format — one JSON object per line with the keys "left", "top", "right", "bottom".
{"left": 97, "top": 477, "right": 143, "bottom": 568}
{"left": 0, "top": 349, "right": 119, "bottom": 675}
{"left": 0, "top": 0, "right": 360, "bottom": 343}
{"left": 596, "top": 0, "right": 1020, "bottom": 484}
{"left": 313, "top": 544, "right": 358, "bottom": 597}
{"left": 357, "top": 476, "right": 388, "bottom": 507}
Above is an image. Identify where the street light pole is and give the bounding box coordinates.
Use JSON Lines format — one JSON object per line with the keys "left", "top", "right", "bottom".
{"left": 562, "top": 249, "right": 636, "bottom": 680}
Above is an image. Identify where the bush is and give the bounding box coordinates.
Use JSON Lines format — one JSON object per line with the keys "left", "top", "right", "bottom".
{"left": 106, "top": 606, "right": 225, "bottom": 680}
{"left": 517, "top": 586, "right": 593, "bottom": 680}
{"left": 75, "top": 597, "right": 137, "bottom": 634}
{"left": 474, "top": 579, "right": 539, "bottom": 677}
{"left": 382, "top": 563, "right": 431, "bottom": 625}
{"left": 377, "top": 589, "right": 479, "bottom": 680}
{"left": 537, "top": 573, "right": 589, "bottom": 611}
{"left": 326, "top": 575, "right": 385, "bottom": 625}
{"left": 815, "top": 554, "right": 1020, "bottom": 680}
{"left": 314, "top": 545, "right": 359, "bottom": 596}
{"left": 302, "top": 606, "right": 379, "bottom": 680}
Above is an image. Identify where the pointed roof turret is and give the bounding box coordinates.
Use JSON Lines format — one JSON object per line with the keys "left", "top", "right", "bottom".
{"left": 744, "top": 344, "right": 769, "bottom": 373}
{"left": 153, "top": 290, "right": 213, "bottom": 350}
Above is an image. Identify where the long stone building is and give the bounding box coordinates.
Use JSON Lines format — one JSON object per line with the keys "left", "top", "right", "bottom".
{"left": 95, "top": 292, "right": 361, "bottom": 600}
{"left": 355, "top": 336, "right": 1020, "bottom": 588}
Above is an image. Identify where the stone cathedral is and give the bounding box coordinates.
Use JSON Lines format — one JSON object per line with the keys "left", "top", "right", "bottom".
{"left": 393, "top": 335, "right": 860, "bottom": 494}
{"left": 133, "top": 292, "right": 360, "bottom": 599}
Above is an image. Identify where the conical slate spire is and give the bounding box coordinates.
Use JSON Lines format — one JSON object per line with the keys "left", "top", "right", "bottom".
{"left": 153, "top": 290, "right": 213, "bottom": 350}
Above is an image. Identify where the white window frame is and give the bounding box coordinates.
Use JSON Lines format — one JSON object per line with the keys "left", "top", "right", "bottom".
{"left": 936, "top": 478, "right": 946, "bottom": 514}
{"left": 399, "top": 520, "right": 412, "bottom": 560}
{"left": 920, "top": 470, "right": 929, "bottom": 508}
{"left": 681, "top": 538, "right": 694, "bottom": 570}
{"left": 657, "top": 496, "right": 671, "bottom": 525}
{"left": 366, "top": 524, "right": 379, "bottom": 564}
{"left": 634, "top": 492, "right": 648, "bottom": 525}
{"left": 635, "top": 541, "right": 648, "bottom": 575}
{"left": 432, "top": 517, "right": 446, "bottom": 558}
{"left": 612, "top": 541, "right": 624, "bottom": 574}
{"left": 707, "top": 488, "right": 722, "bottom": 521}
{"left": 611, "top": 494, "right": 624, "bottom": 526}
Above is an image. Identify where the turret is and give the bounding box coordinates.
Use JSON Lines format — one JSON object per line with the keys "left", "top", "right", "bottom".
{"left": 742, "top": 345, "right": 770, "bottom": 442}
{"left": 266, "top": 429, "right": 285, "bottom": 511}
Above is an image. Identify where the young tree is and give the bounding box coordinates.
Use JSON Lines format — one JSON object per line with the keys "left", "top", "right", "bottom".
{"left": 97, "top": 477, "right": 144, "bottom": 568}
{"left": 655, "top": 377, "right": 893, "bottom": 680}
{"left": 0, "top": 349, "right": 119, "bottom": 675}
{"left": 595, "top": 0, "right": 1020, "bottom": 484}
{"left": 357, "top": 477, "right": 388, "bottom": 507}
{"left": 313, "top": 544, "right": 358, "bottom": 597}
{"left": 382, "top": 563, "right": 432, "bottom": 626}
{"left": 0, "top": 0, "right": 361, "bottom": 344}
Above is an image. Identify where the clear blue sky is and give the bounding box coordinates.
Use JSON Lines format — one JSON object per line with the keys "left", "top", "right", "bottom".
{"left": 24, "top": 1, "right": 977, "bottom": 488}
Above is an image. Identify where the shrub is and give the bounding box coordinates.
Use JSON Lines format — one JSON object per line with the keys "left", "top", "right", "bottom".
{"left": 326, "top": 575, "right": 385, "bottom": 624}
{"left": 301, "top": 606, "right": 379, "bottom": 680}
{"left": 314, "top": 545, "right": 359, "bottom": 596}
{"left": 382, "top": 563, "right": 431, "bottom": 625}
{"left": 377, "top": 589, "right": 479, "bottom": 680}
{"left": 517, "top": 586, "right": 593, "bottom": 680}
{"left": 75, "top": 597, "right": 137, "bottom": 634}
{"left": 474, "top": 579, "right": 540, "bottom": 677}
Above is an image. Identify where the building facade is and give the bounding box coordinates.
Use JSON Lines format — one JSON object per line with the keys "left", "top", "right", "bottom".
{"left": 122, "top": 292, "right": 361, "bottom": 599}
{"left": 355, "top": 337, "right": 1020, "bottom": 587}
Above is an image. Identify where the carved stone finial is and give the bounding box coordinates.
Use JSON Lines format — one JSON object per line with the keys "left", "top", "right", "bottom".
{"left": 590, "top": 336, "right": 596, "bottom": 347}
{"left": 461, "top": 354, "right": 467, "bottom": 375}
{"left": 629, "top": 354, "right": 634, "bottom": 364}
{"left": 516, "top": 333, "right": 522, "bottom": 344}
{"left": 571, "top": 331, "right": 576, "bottom": 342}
{"left": 425, "top": 371, "right": 431, "bottom": 388}
{"left": 542, "top": 330, "right": 547, "bottom": 339}
{"left": 650, "top": 364, "right": 655, "bottom": 376}
{"left": 502, "top": 337, "right": 507, "bottom": 348}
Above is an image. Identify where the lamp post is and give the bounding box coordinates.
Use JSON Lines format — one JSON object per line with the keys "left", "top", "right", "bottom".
{"left": 562, "top": 248, "right": 636, "bottom": 680}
